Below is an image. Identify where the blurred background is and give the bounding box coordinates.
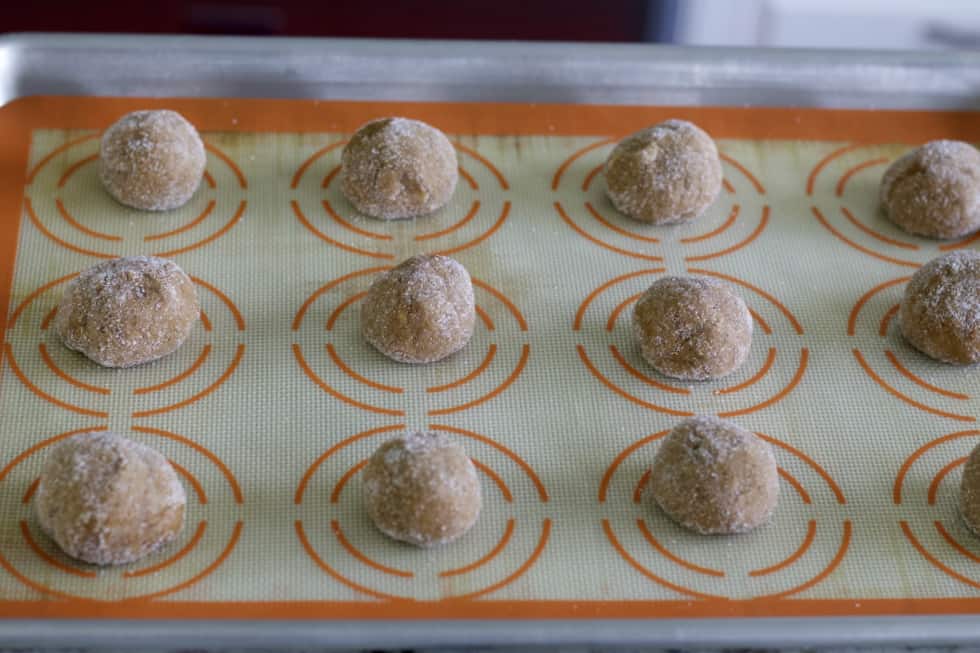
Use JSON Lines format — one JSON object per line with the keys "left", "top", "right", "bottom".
{"left": 3, "top": 0, "right": 980, "bottom": 49}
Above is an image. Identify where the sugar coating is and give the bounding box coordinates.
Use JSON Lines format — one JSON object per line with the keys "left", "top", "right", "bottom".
{"left": 960, "top": 442, "right": 980, "bottom": 537}
{"left": 632, "top": 276, "right": 752, "bottom": 381}
{"left": 604, "top": 119, "right": 722, "bottom": 225}
{"left": 361, "top": 254, "right": 475, "bottom": 364}
{"left": 34, "top": 431, "right": 186, "bottom": 566}
{"left": 649, "top": 415, "right": 779, "bottom": 535}
{"left": 362, "top": 431, "right": 482, "bottom": 547}
{"left": 55, "top": 256, "right": 200, "bottom": 368}
{"left": 341, "top": 117, "right": 458, "bottom": 220}
{"left": 880, "top": 140, "right": 980, "bottom": 240}
{"left": 99, "top": 110, "right": 206, "bottom": 211}
{"left": 900, "top": 250, "right": 980, "bottom": 364}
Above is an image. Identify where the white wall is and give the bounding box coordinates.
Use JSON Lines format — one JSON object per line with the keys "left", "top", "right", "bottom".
{"left": 673, "top": 0, "right": 980, "bottom": 49}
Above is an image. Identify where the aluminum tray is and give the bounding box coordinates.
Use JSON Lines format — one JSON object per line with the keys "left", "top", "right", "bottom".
{"left": 2, "top": 33, "right": 980, "bottom": 649}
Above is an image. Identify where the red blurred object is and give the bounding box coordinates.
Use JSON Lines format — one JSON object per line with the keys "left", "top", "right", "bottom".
{"left": 1, "top": 1, "right": 654, "bottom": 41}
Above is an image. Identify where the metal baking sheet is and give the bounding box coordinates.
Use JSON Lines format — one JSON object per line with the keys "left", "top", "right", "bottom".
{"left": 3, "top": 34, "right": 980, "bottom": 648}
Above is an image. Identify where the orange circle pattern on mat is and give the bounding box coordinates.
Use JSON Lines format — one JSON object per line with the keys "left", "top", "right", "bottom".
{"left": 808, "top": 143, "right": 980, "bottom": 269}
{"left": 24, "top": 135, "right": 248, "bottom": 260}
{"left": 552, "top": 139, "right": 770, "bottom": 265}
{"left": 291, "top": 265, "right": 530, "bottom": 418}
{"left": 599, "top": 428, "right": 847, "bottom": 600}
{"left": 0, "top": 424, "right": 243, "bottom": 601}
{"left": 289, "top": 139, "right": 511, "bottom": 261}
{"left": 895, "top": 429, "right": 980, "bottom": 591}
{"left": 3, "top": 272, "right": 247, "bottom": 420}
{"left": 847, "top": 275, "right": 975, "bottom": 423}
{"left": 294, "top": 423, "right": 549, "bottom": 601}
{"left": 572, "top": 267, "right": 807, "bottom": 419}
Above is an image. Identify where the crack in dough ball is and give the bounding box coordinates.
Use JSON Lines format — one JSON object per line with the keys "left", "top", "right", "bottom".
{"left": 880, "top": 140, "right": 980, "bottom": 240}
{"left": 604, "top": 119, "right": 722, "bottom": 225}
{"left": 341, "top": 117, "right": 458, "bottom": 220}
{"left": 99, "top": 110, "right": 206, "bottom": 211}
{"left": 632, "top": 276, "right": 752, "bottom": 381}
{"left": 363, "top": 431, "right": 482, "bottom": 547}
{"left": 361, "top": 254, "right": 475, "bottom": 364}
{"left": 55, "top": 256, "right": 200, "bottom": 368}
{"left": 900, "top": 250, "right": 980, "bottom": 364}
{"left": 35, "top": 431, "right": 186, "bottom": 566}
{"left": 649, "top": 416, "right": 779, "bottom": 535}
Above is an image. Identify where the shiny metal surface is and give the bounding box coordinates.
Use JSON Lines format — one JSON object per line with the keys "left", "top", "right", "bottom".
{"left": 2, "top": 33, "right": 980, "bottom": 648}
{"left": 5, "top": 615, "right": 980, "bottom": 648}
{"left": 3, "top": 33, "right": 980, "bottom": 108}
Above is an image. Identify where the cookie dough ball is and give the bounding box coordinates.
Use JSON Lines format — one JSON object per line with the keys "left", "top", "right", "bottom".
{"left": 341, "top": 117, "right": 458, "bottom": 220}
{"left": 960, "top": 443, "right": 980, "bottom": 537}
{"left": 604, "top": 119, "right": 722, "bottom": 225}
{"left": 361, "top": 254, "right": 475, "bottom": 364}
{"left": 632, "top": 276, "right": 752, "bottom": 381}
{"left": 35, "top": 431, "right": 186, "bottom": 565}
{"left": 880, "top": 140, "right": 980, "bottom": 239}
{"left": 900, "top": 250, "right": 980, "bottom": 364}
{"left": 649, "top": 415, "right": 778, "bottom": 535}
{"left": 363, "top": 431, "right": 482, "bottom": 547}
{"left": 99, "top": 110, "right": 206, "bottom": 211}
{"left": 55, "top": 256, "right": 200, "bottom": 368}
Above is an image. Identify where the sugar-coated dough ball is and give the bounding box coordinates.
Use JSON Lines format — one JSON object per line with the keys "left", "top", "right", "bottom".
{"left": 960, "top": 442, "right": 980, "bottom": 537}
{"left": 55, "top": 256, "right": 200, "bottom": 368}
{"left": 363, "top": 431, "right": 482, "bottom": 547}
{"left": 900, "top": 250, "right": 980, "bottom": 364}
{"left": 649, "top": 416, "right": 778, "bottom": 535}
{"left": 880, "top": 140, "right": 980, "bottom": 239}
{"left": 341, "top": 117, "right": 458, "bottom": 220}
{"left": 99, "top": 110, "right": 206, "bottom": 211}
{"left": 361, "top": 254, "right": 475, "bottom": 364}
{"left": 604, "top": 119, "right": 722, "bottom": 225}
{"left": 35, "top": 431, "right": 186, "bottom": 565}
{"left": 632, "top": 276, "right": 752, "bottom": 381}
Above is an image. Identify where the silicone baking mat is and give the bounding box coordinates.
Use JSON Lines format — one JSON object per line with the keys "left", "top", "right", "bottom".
{"left": 1, "top": 97, "right": 979, "bottom": 621}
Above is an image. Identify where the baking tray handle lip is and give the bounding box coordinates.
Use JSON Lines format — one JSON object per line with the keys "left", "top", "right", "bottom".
{"left": 5, "top": 31, "right": 980, "bottom": 60}
{"left": 3, "top": 33, "right": 980, "bottom": 108}
{"left": 4, "top": 614, "right": 980, "bottom": 648}
{"left": 5, "top": 32, "right": 980, "bottom": 66}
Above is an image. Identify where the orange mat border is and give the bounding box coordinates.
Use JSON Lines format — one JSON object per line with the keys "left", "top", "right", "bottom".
{"left": 3, "top": 96, "right": 980, "bottom": 621}
{"left": 2, "top": 597, "right": 980, "bottom": 620}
